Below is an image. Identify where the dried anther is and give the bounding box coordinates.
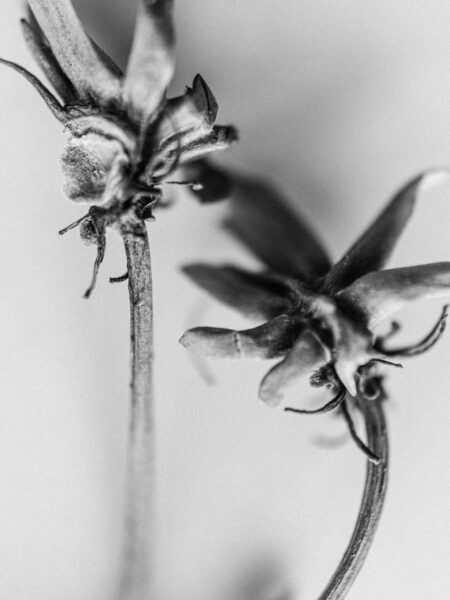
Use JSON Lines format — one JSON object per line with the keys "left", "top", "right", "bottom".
{"left": 3, "top": 0, "right": 237, "bottom": 294}
{"left": 180, "top": 162, "right": 450, "bottom": 458}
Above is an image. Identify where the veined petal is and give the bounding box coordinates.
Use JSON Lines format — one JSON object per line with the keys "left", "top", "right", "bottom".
{"left": 123, "top": 0, "right": 175, "bottom": 122}
{"left": 179, "top": 315, "right": 300, "bottom": 359}
{"left": 337, "top": 262, "right": 450, "bottom": 327}
{"left": 182, "top": 264, "right": 295, "bottom": 320}
{"left": 21, "top": 12, "right": 76, "bottom": 103}
{"left": 322, "top": 170, "right": 448, "bottom": 293}
{"left": 259, "top": 331, "right": 328, "bottom": 407}
{"left": 28, "top": 0, "right": 121, "bottom": 103}
{"left": 224, "top": 173, "right": 331, "bottom": 280}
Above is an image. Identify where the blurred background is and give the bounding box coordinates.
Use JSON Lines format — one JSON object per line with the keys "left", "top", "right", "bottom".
{"left": 1, "top": 1, "right": 450, "bottom": 598}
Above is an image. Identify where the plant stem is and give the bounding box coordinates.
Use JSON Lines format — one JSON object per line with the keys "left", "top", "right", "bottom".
{"left": 317, "top": 396, "right": 388, "bottom": 600}
{"left": 119, "top": 223, "right": 154, "bottom": 600}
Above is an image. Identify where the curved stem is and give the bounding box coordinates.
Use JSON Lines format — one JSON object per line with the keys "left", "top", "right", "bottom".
{"left": 119, "top": 223, "right": 154, "bottom": 600}
{"left": 317, "top": 396, "right": 388, "bottom": 600}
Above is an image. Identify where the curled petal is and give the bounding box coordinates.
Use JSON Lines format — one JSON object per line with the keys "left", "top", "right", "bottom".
{"left": 182, "top": 264, "right": 295, "bottom": 320}
{"left": 338, "top": 263, "right": 450, "bottom": 327}
{"left": 123, "top": 0, "right": 175, "bottom": 121}
{"left": 0, "top": 58, "right": 67, "bottom": 122}
{"left": 179, "top": 315, "right": 300, "bottom": 360}
{"left": 28, "top": 0, "right": 121, "bottom": 103}
{"left": 223, "top": 173, "right": 331, "bottom": 280}
{"left": 322, "top": 170, "right": 449, "bottom": 293}
{"left": 259, "top": 331, "right": 329, "bottom": 407}
{"left": 21, "top": 12, "right": 76, "bottom": 103}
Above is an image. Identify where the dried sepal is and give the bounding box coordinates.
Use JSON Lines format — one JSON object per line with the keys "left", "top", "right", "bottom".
{"left": 20, "top": 12, "right": 76, "bottom": 103}
{"left": 0, "top": 58, "right": 67, "bottom": 122}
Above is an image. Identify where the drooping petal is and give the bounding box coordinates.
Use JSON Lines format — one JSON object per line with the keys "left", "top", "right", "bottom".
{"left": 179, "top": 315, "right": 300, "bottom": 359}
{"left": 182, "top": 264, "right": 296, "bottom": 320}
{"left": 21, "top": 13, "right": 76, "bottom": 103}
{"left": 28, "top": 0, "right": 121, "bottom": 103}
{"left": 259, "top": 331, "right": 329, "bottom": 407}
{"left": 337, "top": 263, "right": 450, "bottom": 327}
{"left": 322, "top": 170, "right": 448, "bottom": 293}
{"left": 123, "top": 0, "right": 175, "bottom": 122}
{"left": 223, "top": 172, "right": 331, "bottom": 280}
{"left": 0, "top": 58, "right": 67, "bottom": 122}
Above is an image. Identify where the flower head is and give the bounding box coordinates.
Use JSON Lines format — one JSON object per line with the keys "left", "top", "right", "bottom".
{"left": 2, "top": 0, "right": 236, "bottom": 294}
{"left": 180, "top": 162, "right": 450, "bottom": 461}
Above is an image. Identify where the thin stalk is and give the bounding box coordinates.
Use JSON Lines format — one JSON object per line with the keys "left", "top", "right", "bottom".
{"left": 119, "top": 223, "right": 154, "bottom": 600}
{"left": 317, "top": 396, "right": 388, "bottom": 600}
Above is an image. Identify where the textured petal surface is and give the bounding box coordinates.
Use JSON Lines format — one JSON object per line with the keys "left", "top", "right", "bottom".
{"left": 180, "top": 315, "right": 300, "bottom": 359}
{"left": 182, "top": 264, "right": 295, "bottom": 320}
{"left": 123, "top": 0, "right": 175, "bottom": 121}
{"left": 61, "top": 133, "right": 126, "bottom": 203}
{"left": 28, "top": 0, "right": 121, "bottom": 103}
{"left": 224, "top": 172, "right": 331, "bottom": 280}
{"left": 259, "top": 331, "right": 328, "bottom": 407}
{"left": 322, "top": 170, "right": 448, "bottom": 293}
{"left": 338, "top": 262, "right": 450, "bottom": 326}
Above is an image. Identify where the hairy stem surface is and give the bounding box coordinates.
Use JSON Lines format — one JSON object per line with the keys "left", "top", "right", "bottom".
{"left": 318, "top": 397, "right": 388, "bottom": 600}
{"left": 119, "top": 223, "right": 154, "bottom": 600}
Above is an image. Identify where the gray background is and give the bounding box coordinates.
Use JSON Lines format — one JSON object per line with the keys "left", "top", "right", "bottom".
{"left": 1, "top": 1, "right": 450, "bottom": 598}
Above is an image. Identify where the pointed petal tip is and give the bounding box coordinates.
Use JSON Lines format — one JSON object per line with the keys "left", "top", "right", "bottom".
{"left": 190, "top": 73, "right": 219, "bottom": 126}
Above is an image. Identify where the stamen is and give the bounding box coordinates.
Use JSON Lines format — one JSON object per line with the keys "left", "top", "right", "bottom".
{"left": 84, "top": 219, "right": 106, "bottom": 299}
{"left": 110, "top": 272, "right": 129, "bottom": 284}
{"left": 285, "top": 387, "right": 346, "bottom": 415}
{"left": 369, "top": 358, "right": 403, "bottom": 368}
{"left": 341, "top": 399, "right": 380, "bottom": 464}
{"left": 58, "top": 214, "right": 88, "bottom": 235}
{"left": 379, "top": 305, "right": 448, "bottom": 357}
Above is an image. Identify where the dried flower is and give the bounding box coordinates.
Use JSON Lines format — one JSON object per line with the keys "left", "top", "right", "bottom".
{"left": 181, "top": 163, "right": 450, "bottom": 460}
{"left": 2, "top": 0, "right": 236, "bottom": 295}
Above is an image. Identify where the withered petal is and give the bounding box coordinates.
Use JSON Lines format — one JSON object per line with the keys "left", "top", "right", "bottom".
{"left": 259, "top": 331, "right": 328, "bottom": 407}
{"left": 0, "top": 58, "right": 67, "bottom": 122}
{"left": 179, "top": 315, "right": 299, "bottom": 359}
{"left": 223, "top": 172, "right": 331, "bottom": 280}
{"left": 322, "top": 170, "right": 448, "bottom": 293}
{"left": 182, "top": 263, "right": 295, "bottom": 320}
{"left": 21, "top": 12, "right": 76, "bottom": 103}
{"left": 123, "top": 0, "right": 175, "bottom": 121}
{"left": 28, "top": 0, "right": 121, "bottom": 103}
{"left": 338, "top": 262, "right": 450, "bottom": 327}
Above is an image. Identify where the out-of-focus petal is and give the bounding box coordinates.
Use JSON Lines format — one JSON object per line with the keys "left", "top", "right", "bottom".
{"left": 179, "top": 315, "right": 300, "bottom": 359}
{"left": 21, "top": 13, "right": 76, "bottom": 103}
{"left": 182, "top": 263, "right": 295, "bottom": 320}
{"left": 123, "top": 0, "right": 175, "bottom": 121}
{"left": 337, "top": 262, "right": 450, "bottom": 327}
{"left": 223, "top": 172, "right": 331, "bottom": 280}
{"left": 183, "top": 159, "right": 233, "bottom": 203}
{"left": 28, "top": 0, "right": 121, "bottom": 103}
{"left": 259, "top": 331, "right": 328, "bottom": 407}
{"left": 322, "top": 170, "right": 448, "bottom": 293}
